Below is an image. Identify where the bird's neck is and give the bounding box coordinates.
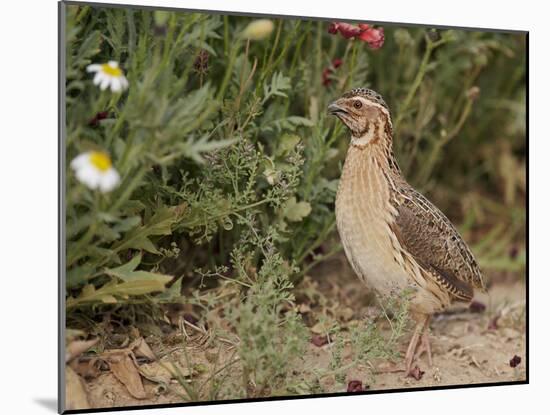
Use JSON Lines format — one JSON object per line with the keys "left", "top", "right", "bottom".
{"left": 350, "top": 122, "right": 379, "bottom": 147}
{"left": 348, "top": 118, "right": 402, "bottom": 180}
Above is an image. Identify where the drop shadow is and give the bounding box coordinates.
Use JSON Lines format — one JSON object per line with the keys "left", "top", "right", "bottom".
{"left": 34, "top": 398, "right": 58, "bottom": 413}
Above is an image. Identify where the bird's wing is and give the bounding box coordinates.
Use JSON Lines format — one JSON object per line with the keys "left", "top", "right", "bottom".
{"left": 391, "top": 187, "right": 485, "bottom": 301}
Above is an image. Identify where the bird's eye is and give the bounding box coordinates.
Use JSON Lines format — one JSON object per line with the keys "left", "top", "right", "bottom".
{"left": 353, "top": 100, "right": 363, "bottom": 109}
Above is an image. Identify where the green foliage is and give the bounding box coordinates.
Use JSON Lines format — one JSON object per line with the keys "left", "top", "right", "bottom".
{"left": 351, "top": 292, "right": 411, "bottom": 364}
{"left": 289, "top": 290, "right": 412, "bottom": 393}
{"left": 64, "top": 3, "right": 525, "bottom": 399}
{"left": 227, "top": 243, "right": 308, "bottom": 397}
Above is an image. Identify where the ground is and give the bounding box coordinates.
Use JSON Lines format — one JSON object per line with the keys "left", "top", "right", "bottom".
{"left": 66, "top": 256, "right": 526, "bottom": 410}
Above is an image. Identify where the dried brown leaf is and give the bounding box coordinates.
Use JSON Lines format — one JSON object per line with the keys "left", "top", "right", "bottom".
{"left": 297, "top": 303, "right": 312, "bottom": 314}
{"left": 509, "top": 355, "right": 521, "bottom": 368}
{"left": 66, "top": 338, "right": 99, "bottom": 363}
{"left": 139, "top": 362, "right": 174, "bottom": 384}
{"left": 107, "top": 352, "right": 147, "bottom": 399}
{"left": 337, "top": 306, "right": 355, "bottom": 322}
{"left": 407, "top": 365, "right": 425, "bottom": 380}
{"left": 160, "top": 361, "right": 197, "bottom": 378}
{"left": 65, "top": 365, "right": 90, "bottom": 410}
{"left": 311, "top": 334, "right": 330, "bottom": 347}
{"left": 131, "top": 338, "right": 156, "bottom": 361}
{"left": 347, "top": 380, "right": 366, "bottom": 392}
{"left": 311, "top": 320, "right": 332, "bottom": 335}
{"left": 69, "top": 357, "right": 102, "bottom": 380}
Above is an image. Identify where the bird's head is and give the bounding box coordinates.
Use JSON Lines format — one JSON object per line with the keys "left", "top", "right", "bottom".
{"left": 328, "top": 88, "right": 392, "bottom": 145}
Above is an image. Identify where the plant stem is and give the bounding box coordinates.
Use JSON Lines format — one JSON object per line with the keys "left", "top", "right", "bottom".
{"left": 417, "top": 95, "right": 475, "bottom": 184}
{"left": 296, "top": 218, "right": 336, "bottom": 264}
{"left": 262, "top": 20, "right": 283, "bottom": 79}
{"left": 223, "top": 15, "right": 229, "bottom": 57}
{"left": 394, "top": 35, "right": 448, "bottom": 131}
{"left": 67, "top": 222, "right": 97, "bottom": 267}
{"left": 216, "top": 41, "right": 240, "bottom": 102}
{"left": 342, "top": 41, "right": 358, "bottom": 91}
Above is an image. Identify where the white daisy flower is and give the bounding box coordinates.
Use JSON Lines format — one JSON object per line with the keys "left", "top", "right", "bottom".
{"left": 70, "top": 151, "right": 121, "bottom": 193}
{"left": 86, "top": 61, "right": 129, "bottom": 93}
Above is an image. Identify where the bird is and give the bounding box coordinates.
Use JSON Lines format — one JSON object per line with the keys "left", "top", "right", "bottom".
{"left": 328, "top": 87, "right": 485, "bottom": 375}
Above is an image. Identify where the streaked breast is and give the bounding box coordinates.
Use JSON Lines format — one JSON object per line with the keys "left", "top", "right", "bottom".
{"left": 335, "top": 146, "right": 412, "bottom": 295}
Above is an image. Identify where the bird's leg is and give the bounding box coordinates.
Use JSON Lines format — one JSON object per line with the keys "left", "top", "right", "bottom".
{"left": 413, "top": 316, "right": 433, "bottom": 366}
{"left": 404, "top": 314, "right": 428, "bottom": 375}
{"left": 374, "top": 314, "right": 430, "bottom": 375}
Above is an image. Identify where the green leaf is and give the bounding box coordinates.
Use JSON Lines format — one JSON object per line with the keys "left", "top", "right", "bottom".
{"left": 262, "top": 116, "right": 313, "bottom": 133}
{"left": 107, "top": 253, "right": 142, "bottom": 274}
{"left": 131, "top": 237, "right": 159, "bottom": 254}
{"left": 74, "top": 30, "right": 101, "bottom": 67}
{"left": 263, "top": 72, "right": 291, "bottom": 103}
{"left": 66, "top": 264, "right": 96, "bottom": 289}
{"left": 112, "top": 216, "right": 142, "bottom": 233}
{"left": 113, "top": 280, "right": 167, "bottom": 296}
{"left": 67, "top": 280, "right": 167, "bottom": 309}
{"left": 105, "top": 253, "right": 173, "bottom": 284}
{"left": 112, "top": 206, "right": 182, "bottom": 254}
{"left": 156, "top": 277, "right": 183, "bottom": 302}
{"left": 107, "top": 269, "right": 173, "bottom": 284}
{"left": 277, "top": 134, "right": 301, "bottom": 156}
{"left": 185, "top": 135, "right": 238, "bottom": 163}
{"left": 282, "top": 197, "right": 312, "bottom": 222}
{"left": 85, "top": 246, "right": 121, "bottom": 265}
{"left": 123, "top": 200, "right": 147, "bottom": 215}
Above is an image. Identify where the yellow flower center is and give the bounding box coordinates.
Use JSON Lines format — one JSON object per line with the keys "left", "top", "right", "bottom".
{"left": 89, "top": 151, "right": 112, "bottom": 172}
{"left": 101, "top": 63, "right": 122, "bottom": 77}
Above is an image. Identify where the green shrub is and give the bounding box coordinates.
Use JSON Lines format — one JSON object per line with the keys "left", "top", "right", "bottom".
{"left": 227, "top": 243, "right": 308, "bottom": 397}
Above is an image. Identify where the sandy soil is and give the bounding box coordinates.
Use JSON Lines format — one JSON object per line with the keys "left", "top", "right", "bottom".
{"left": 299, "top": 262, "right": 525, "bottom": 393}
{"left": 67, "top": 257, "right": 527, "bottom": 410}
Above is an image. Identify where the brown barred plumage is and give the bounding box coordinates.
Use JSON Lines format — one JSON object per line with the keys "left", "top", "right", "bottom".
{"left": 329, "top": 87, "right": 485, "bottom": 375}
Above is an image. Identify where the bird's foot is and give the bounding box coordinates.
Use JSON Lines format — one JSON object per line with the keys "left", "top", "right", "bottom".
{"left": 374, "top": 362, "right": 425, "bottom": 380}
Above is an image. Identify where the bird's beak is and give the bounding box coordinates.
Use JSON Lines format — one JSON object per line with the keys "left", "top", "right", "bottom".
{"left": 327, "top": 101, "right": 348, "bottom": 116}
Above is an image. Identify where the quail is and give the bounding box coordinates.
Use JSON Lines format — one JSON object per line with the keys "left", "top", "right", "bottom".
{"left": 328, "top": 88, "right": 485, "bottom": 375}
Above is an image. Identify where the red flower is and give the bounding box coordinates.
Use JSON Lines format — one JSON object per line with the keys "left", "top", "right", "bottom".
{"left": 322, "top": 58, "right": 344, "bottom": 87}
{"left": 328, "top": 22, "right": 385, "bottom": 49}
{"left": 357, "top": 24, "right": 385, "bottom": 49}
{"left": 328, "top": 22, "right": 362, "bottom": 39}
